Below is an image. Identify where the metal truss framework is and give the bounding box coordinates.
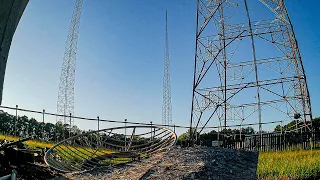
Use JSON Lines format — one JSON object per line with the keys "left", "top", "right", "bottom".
{"left": 45, "top": 125, "right": 177, "bottom": 173}
{"left": 162, "top": 10, "right": 172, "bottom": 127}
{"left": 190, "top": 0, "right": 312, "bottom": 141}
{"left": 57, "top": 0, "right": 83, "bottom": 137}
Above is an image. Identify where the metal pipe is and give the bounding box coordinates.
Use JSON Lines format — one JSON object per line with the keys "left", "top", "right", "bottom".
{"left": 189, "top": 0, "right": 200, "bottom": 146}
{"left": 244, "top": 0, "right": 262, "bottom": 140}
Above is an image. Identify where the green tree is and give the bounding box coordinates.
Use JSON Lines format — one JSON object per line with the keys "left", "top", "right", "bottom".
{"left": 178, "top": 131, "right": 189, "bottom": 142}
{"left": 241, "top": 127, "right": 255, "bottom": 134}
{"left": 273, "top": 117, "right": 320, "bottom": 132}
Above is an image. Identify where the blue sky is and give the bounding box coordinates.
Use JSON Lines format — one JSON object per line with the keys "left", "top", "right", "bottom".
{"left": 2, "top": 0, "right": 320, "bottom": 136}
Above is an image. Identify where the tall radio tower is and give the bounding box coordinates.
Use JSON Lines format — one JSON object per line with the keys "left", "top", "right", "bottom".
{"left": 190, "top": 0, "right": 312, "bottom": 141}
{"left": 162, "top": 10, "right": 172, "bottom": 127}
{"left": 57, "top": 0, "right": 83, "bottom": 136}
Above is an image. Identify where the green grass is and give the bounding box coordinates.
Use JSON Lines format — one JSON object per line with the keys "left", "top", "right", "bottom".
{"left": 0, "top": 134, "right": 141, "bottom": 167}
{"left": 0, "top": 134, "right": 54, "bottom": 149}
{"left": 258, "top": 149, "right": 320, "bottom": 180}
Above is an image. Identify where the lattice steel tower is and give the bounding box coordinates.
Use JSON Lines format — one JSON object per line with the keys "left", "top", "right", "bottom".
{"left": 57, "top": 0, "right": 83, "bottom": 132}
{"left": 190, "top": 0, "right": 312, "bottom": 140}
{"left": 162, "top": 10, "right": 172, "bottom": 127}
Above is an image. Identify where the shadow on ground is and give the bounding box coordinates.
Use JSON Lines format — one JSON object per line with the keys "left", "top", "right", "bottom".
{"left": 0, "top": 163, "right": 63, "bottom": 180}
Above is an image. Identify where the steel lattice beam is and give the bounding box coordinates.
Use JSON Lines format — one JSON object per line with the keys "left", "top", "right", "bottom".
{"left": 57, "top": 0, "right": 83, "bottom": 140}
{"left": 162, "top": 10, "right": 172, "bottom": 127}
{"left": 190, "top": 0, "right": 313, "bottom": 143}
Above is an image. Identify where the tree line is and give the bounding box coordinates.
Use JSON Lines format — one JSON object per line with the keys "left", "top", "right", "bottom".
{"left": 0, "top": 109, "right": 318, "bottom": 146}
{"left": 177, "top": 117, "right": 320, "bottom": 146}
{"left": 0, "top": 111, "right": 82, "bottom": 141}
{"left": 0, "top": 111, "right": 162, "bottom": 150}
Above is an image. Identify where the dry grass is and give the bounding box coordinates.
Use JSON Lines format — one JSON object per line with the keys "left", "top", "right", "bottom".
{"left": 257, "top": 149, "right": 320, "bottom": 180}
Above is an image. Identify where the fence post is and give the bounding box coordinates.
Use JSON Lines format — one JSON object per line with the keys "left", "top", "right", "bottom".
{"left": 217, "top": 126, "right": 220, "bottom": 142}
{"left": 42, "top": 109, "right": 45, "bottom": 141}
{"left": 150, "top": 121, "right": 153, "bottom": 141}
{"left": 174, "top": 124, "right": 176, "bottom": 134}
{"left": 262, "top": 134, "right": 264, "bottom": 152}
{"left": 97, "top": 116, "right": 100, "bottom": 131}
{"left": 69, "top": 113, "right": 72, "bottom": 138}
{"left": 15, "top": 105, "right": 18, "bottom": 136}
{"left": 125, "top": 119, "right": 127, "bottom": 151}
{"left": 313, "top": 131, "right": 316, "bottom": 148}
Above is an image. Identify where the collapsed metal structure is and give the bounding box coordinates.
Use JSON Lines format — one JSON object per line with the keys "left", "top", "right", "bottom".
{"left": 44, "top": 125, "right": 177, "bottom": 173}
{"left": 190, "top": 0, "right": 312, "bottom": 141}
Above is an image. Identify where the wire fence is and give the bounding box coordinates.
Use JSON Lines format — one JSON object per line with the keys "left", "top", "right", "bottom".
{"left": 0, "top": 105, "right": 287, "bottom": 129}
{"left": 0, "top": 104, "right": 310, "bottom": 143}
{"left": 216, "top": 131, "right": 320, "bottom": 152}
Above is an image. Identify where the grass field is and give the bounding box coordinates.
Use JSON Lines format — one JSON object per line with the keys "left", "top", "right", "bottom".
{"left": 0, "top": 134, "right": 54, "bottom": 149}
{"left": 0, "top": 134, "right": 135, "bottom": 166}
{"left": 257, "top": 149, "right": 320, "bottom": 180}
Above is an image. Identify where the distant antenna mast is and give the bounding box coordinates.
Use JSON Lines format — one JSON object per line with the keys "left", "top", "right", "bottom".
{"left": 57, "top": 0, "right": 83, "bottom": 139}
{"left": 162, "top": 10, "right": 172, "bottom": 127}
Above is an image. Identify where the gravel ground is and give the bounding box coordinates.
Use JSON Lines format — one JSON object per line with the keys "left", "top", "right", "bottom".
{"left": 145, "top": 146, "right": 259, "bottom": 180}
{"left": 0, "top": 146, "right": 258, "bottom": 179}
{"left": 54, "top": 152, "right": 166, "bottom": 180}
{"left": 51, "top": 146, "right": 259, "bottom": 180}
